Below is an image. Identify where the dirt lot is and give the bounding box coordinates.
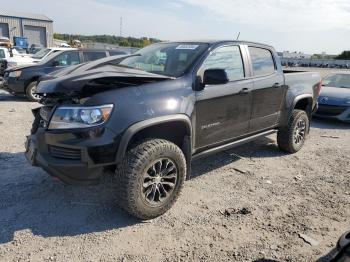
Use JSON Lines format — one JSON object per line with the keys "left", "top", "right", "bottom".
{"left": 0, "top": 78, "right": 349, "bottom": 261}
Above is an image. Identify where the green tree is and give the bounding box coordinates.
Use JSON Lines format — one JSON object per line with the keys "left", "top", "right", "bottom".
{"left": 336, "top": 51, "right": 350, "bottom": 60}
{"left": 119, "top": 39, "right": 130, "bottom": 47}
{"left": 53, "top": 33, "right": 160, "bottom": 48}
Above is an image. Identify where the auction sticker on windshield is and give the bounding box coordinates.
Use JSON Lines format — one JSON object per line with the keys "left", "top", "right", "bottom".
{"left": 176, "top": 45, "right": 199, "bottom": 50}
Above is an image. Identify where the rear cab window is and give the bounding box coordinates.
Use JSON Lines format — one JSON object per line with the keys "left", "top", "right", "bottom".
{"left": 248, "top": 47, "right": 275, "bottom": 76}
{"left": 83, "top": 51, "right": 107, "bottom": 62}
{"left": 201, "top": 45, "right": 245, "bottom": 81}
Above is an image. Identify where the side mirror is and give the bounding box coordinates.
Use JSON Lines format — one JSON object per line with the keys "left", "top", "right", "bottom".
{"left": 52, "top": 60, "right": 59, "bottom": 67}
{"left": 203, "top": 69, "right": 229, "bottom": 85}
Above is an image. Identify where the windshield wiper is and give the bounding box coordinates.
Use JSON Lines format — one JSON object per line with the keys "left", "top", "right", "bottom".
{"left": 107, "top": 63, "right": 138, "bottom": 70}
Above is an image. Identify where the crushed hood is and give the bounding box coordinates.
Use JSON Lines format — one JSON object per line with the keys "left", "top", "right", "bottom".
{"left": 36, "top": 64, "right": 173, "bottom": 97}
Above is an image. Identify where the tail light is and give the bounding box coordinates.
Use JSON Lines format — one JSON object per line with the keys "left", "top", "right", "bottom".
{"left": 316, "top": 80, "right": 322, "bottom": 97}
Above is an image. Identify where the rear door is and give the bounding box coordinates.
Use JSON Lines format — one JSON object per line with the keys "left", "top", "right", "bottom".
{"left": 195, "top": 44, "right": 253, "bottom": 149}
{"left": 247, "top": 46, "right": 285, "bottom": 132}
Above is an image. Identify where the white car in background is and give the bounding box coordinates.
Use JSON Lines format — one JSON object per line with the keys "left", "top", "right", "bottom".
{"left": 0, "top": 47, "right": 77, "bottom": 69}
{"left": 30, "top": 47, "right": 76, "bottom": 63}
{"left": 0, "top": 47, "right": 34, "bottom": 68}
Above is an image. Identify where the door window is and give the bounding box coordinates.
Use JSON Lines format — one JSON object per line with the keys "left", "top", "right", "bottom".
{"left": 54, "top": 51, "right": 80, "bottom": 66}
{"left": 249, "top": 47, "right": 275, "bottom": 76}
{"left": 83, "top": 51, "right": 106, "bottom": 62}
{"left": 201, "top": 45, "right": 244, "bottom": 81}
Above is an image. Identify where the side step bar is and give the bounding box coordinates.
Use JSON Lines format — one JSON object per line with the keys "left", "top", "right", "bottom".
{"left": 192, "top": 130, "right": 277, "bottom": 160}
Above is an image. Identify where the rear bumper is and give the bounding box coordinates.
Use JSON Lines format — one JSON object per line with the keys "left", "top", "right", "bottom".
{"left": 314, "top": 104, "right": 350, "bottom": 122}
{"left": 25, "top": 126, "right": 121, "bottom": 185}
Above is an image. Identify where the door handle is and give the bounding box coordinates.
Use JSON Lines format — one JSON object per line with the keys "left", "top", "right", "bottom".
{"left": 273, "top": 83, "right": 282, "bottom": 88}
{"left": 239, "top": 88, "right": 250, "bottom": 94}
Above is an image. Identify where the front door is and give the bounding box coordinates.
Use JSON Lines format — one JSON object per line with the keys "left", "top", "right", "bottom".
{"left": 195, "top": 45, "right": 253, "bottom": 149}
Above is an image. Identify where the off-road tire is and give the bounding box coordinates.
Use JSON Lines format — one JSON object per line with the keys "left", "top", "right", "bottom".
{"left": 116, "top": 139, "right": 187, "bottom": 220}
{"left": 277, "top": 109, "right": 309, "bottom": 153}
{"left": 25, "top": 81, "right": 40, "bottom": 102}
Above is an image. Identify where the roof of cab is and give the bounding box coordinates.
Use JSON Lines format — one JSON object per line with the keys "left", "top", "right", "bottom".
{"left": 158, "top": 40, "right": 274, "bottom": 49}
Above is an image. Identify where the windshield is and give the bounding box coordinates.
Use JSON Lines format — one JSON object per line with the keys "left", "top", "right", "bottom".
{"left": 32, "top": 48, "right": 51, "bottom": 59}
{"left": 118, "top": 42, "right": 208, "bottom": 77}
{"left": 323, "top": 74, "right": 350, "bottom": 88}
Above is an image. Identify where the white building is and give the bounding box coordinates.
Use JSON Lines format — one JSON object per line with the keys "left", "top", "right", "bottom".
{"left": 0, "top": 10, "right": 53, "bottom": 47}
{"left": 282, "top": 51, "right": 312, "bottom": 59}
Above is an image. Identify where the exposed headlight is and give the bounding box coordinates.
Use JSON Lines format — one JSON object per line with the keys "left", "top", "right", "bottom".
{"left": 9, "top": 70, "right": 21, "bottom": 77}
{"left": 49, "top": 104, "right": 114, "bottom": 129}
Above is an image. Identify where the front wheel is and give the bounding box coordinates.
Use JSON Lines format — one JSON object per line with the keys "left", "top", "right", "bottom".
{"left": 116, "top": 139, "right": 187, "bottom": 220}
{"left": 25, "top": 81, "right": 41, "bottom": 102}
{"left": 277, "top": 109, "right": 309, "bottom": 153}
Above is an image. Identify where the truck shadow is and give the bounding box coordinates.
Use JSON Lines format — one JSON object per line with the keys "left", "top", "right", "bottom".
{"left": 191, "top": 117, "right": 349, "bottom": 179}
{"left": 191, "top": 136, "right": 285, "bottom": 179}
{"left": 0, "top": 152, "right": 139, "bottom": 244}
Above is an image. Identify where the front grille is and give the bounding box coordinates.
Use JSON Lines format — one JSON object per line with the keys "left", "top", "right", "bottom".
{"left": 317, "top": 104, "right": 348, "bottom": 116}
{"left": 49, "top": 146, "right": 81, "bottom": 160}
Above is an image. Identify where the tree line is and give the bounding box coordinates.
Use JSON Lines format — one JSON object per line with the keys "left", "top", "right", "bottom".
{"left": 53, "top": 33, "right": 161, "bottom": 48}
{"left": 336, "top": 51, "right": 350, "bottom": 60}
{"left": 54, "top": 34, "right": 350, "bottom": 60}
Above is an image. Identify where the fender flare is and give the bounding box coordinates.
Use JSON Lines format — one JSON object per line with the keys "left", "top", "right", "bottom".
{"left": 115, "top": 114, "right": 192, "bottom": 162}
{"left": 291, "top": 94, "right": 313, "bottom": 109}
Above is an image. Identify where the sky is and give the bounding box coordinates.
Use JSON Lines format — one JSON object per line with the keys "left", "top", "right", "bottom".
{"left": 3, "top": 0, "right": 350, "bottom": 54}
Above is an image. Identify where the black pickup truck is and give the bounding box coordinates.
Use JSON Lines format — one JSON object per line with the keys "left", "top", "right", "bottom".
{"left": 25, "top": 40, "right": 322, "bottom": 219}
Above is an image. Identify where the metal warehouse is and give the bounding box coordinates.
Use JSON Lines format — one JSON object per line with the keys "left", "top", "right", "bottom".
{"left": 0, "top": 10, "right": 53, "bottom": 47}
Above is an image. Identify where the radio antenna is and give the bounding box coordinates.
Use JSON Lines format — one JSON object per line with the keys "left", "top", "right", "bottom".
{"left": 236, "top": 32, "right": 241, "bottom": 40}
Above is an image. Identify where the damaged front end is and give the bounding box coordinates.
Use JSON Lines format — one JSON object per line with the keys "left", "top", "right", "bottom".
{"left": 26, "top": 65, "right": 172, "bottom": 184}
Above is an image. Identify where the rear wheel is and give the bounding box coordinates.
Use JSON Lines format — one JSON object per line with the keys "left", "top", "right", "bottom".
{"left": 116, "top": 139, "right": 186, "bottom": 220}
{"left": 277, "top": 109, "right": 309, "bottom": 153}
{"left": 25, "top": 81, "right": 41, "bottom": 102}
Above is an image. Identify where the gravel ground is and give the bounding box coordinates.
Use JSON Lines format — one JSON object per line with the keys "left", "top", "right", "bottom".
{"left": 0, "top": 75, "right": 349, "bottom": 261}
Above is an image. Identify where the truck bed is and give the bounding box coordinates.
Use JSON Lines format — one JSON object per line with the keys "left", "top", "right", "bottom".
{"left": 283, "top": 70, "right": 321, "bottom": 87}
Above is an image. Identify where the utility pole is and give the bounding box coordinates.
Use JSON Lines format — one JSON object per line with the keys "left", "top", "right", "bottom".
{"left": 120, "top": 17, "right": 123, "bottom": 37}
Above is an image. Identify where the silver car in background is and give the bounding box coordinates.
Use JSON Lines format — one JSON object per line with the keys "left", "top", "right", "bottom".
{"left": 315, "top": 72, "right": 350, "bottom": 122}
